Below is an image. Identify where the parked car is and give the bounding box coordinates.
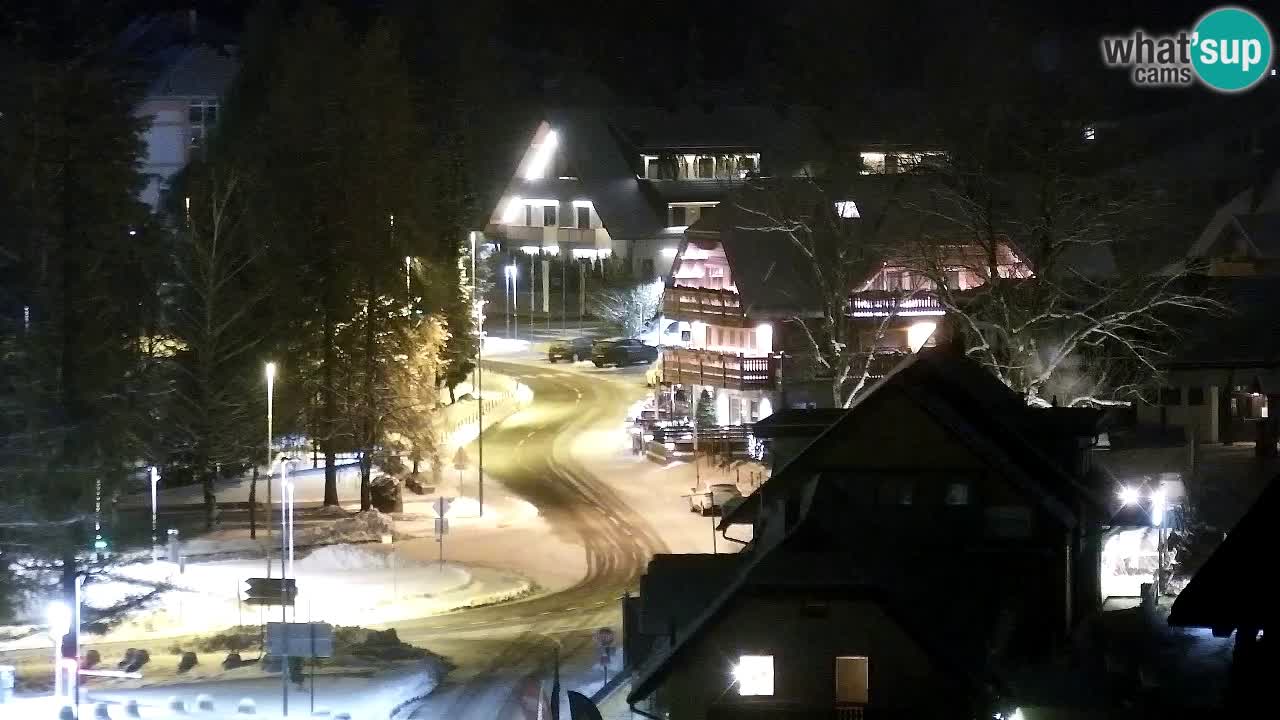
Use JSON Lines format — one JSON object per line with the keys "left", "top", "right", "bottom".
{"left": 691, "top": 483, "right": 742, "bottom": 516}
{"left": 548, "top": 337, "right": 595, "bottom": 363}
{"left": 591, "top": 339, "right": 659, "bottom": 367}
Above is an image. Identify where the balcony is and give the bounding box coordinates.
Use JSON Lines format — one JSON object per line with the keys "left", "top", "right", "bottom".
{"left": 663, "top": 287, "right": 749, "bottom": 327}
{"left": 847, "top": 291, "right": 945, "bottom": 317}
{"left": 707, "top": 702, "right": 871, "bottom": 719}
{"left": 485, "top": 224, "right": 612, "bottom": 249}
{"left": 662, "top": 348, "right": 781, "bottom": 390}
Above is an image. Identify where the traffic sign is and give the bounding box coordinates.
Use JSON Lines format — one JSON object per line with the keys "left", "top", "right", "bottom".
{"left": 595, "top": 627, "right": 615, "bottom": 649}
{"left": 266, "top": 622, "right": 334, "bottom": 658}
{"left": 453, "top": 447, "right": 469, "bottom": 470}
{"left": 434, "top": 496, "right": 454, "bottom": 518}
{"left": 434, "top": 518, "right": 450, "bottom": 537}
{"left": 245, "top": 578, "right": 297, "bottom": 607}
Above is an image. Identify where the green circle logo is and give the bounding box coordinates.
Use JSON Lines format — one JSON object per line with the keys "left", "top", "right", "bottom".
{"left": 1192, "top": 7, "right": 1273, "bottom": 92}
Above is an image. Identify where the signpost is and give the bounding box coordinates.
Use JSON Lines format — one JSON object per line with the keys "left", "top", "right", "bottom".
{"left": 435, "top": 497, "right": 453, "bottom": 568}
{"left": 453, "top": 448, "right": 469, "bottom": 497}
{"left": 267, "top": 622, "right": 334, "bottom": 715}
{"left": 244, "top": 578, "right": 297, "bottom": 607}
{"left": 595, "top": 627, "right": 615, "bottom": 685}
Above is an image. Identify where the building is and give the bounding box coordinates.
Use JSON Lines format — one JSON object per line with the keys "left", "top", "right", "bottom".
{"left": 480, "top": 106, "right": 833, "bottom": 277}
{"left": 118, "top": 11, "right": 239, "bottom": 208}
{"left": 1138, "top": 169, "right": 1280, "bottom": 451}
{"left": 627, "top": 349, "right": 1107, "bottom": 719}
{"left": 657, "top": 176, "right": 1031, "bottom": 424}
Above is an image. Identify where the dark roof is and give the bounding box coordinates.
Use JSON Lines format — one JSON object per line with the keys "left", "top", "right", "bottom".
{"left": 721, "top": 350, "right": 1102, "bottom": 530}
{"left": 716, "top": 202, "right": 825, "bottom": 317}
{"left": 1168, "top": 476, "right": 1280, "bottom": 631}
{"left": 629, "top": 534, "right": 1001, "bottom": 705}
{"left": 751, "top": 409, "right": 847, "bottom": 439}
{"left": 637, "top": 554, "right": 740, "bottom": 635}
{"left": 146, "top": 45, "right": 238, "bottom": 97}
{"left": 1232, "top": 211, "right": 1280, "bottom": 257}
{"left": 1166, "top": 277, "right": 1280, "bottom": 369}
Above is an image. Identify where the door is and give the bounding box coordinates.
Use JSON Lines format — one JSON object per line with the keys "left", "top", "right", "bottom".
{"left": 577, "top": 206, "right": 590, "bottom": 229}
{"left": 835, "top": 656, "right": 869, "bottom": 705}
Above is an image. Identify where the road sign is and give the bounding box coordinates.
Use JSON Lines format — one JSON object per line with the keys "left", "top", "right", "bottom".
{"left": 434, "top": 518, "right": 450, "bottom": 537}
{"left": 245, "top": 578, "right": 297, "bottom": 607}
{"left": 435, "top": 496, "right": 454, "bottom": 518}
{"left": 266, "top": 622, "right": 334, "bottom": 658}
{"left": 453, "top": 447, "right": 469, "bottom": 470}
{"left": 595, "top": 627, "right": 615, "bottom": 649}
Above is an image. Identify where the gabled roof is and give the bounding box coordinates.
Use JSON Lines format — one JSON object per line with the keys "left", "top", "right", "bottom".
{"left": 1231, "top": 211, "right": 1280, "bottom": 258}
{"left": 1187, "top": 168, "right": 1280, "bottom": 259}
{"left": 1168, "top": 476, "right": 1280, "bottom": 631}
{"left": 751, "top": 409, "right": 847, "bottom": 439}
{"left": 720, "top": 350, "right": 1102, "bottom": 530}
{"left": 146, "top": 45, "right": 238, "bottom": 98}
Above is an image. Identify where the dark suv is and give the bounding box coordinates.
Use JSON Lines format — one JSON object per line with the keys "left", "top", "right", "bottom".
{"left": 547, "top": 337, "right": 594, "bottom": 363}
{"left": 591, "top": 339, "right": 659, "bottom": 367}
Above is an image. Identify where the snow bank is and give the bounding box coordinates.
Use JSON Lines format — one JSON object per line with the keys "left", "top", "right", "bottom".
{"left": 297, "top": 543, "right": 427, "bottom": 572}
{"left": 299, "top": 509, "right": 394, "bottom": 545}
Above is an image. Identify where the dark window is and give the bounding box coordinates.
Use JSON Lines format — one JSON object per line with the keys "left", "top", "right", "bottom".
{"left": 646, "top": 158, "right": 659, "bottom": 178}
{"left": 204, "top": 105, "right": 217, "bottom": 125}
{"left": 543, "top": 205, "right": 557, "bottom": 226}
{"left": 944, "top": 483, "right": 970, "bottom": 506}
{"left": 879, "top": 479, "right": 913, "bottom": 505}
{"left": 700, "top": 205, "right": 718, "bottom": 223}
{"left": 1160, "top": 387, "right": 1182, "bottom": 406}
{"left": 642, "top": 258, "right": 655, "bottom": 278}
{"left": 577, "top": 206, "right": 590, "bottom": 228}
{"left": 1187, "top": 387, "right": 1205, "bottom": 406}
{"left": 670, "top": 206, "right": 687, "bottom": 226}
{"left": 189, "top": 104, "right": 203, "bottom": 124}
{"left": 885, "top": 154, "right": 900, "bottom": 174}
{"left": 524, "top": 205, "right": 533, "bottom": 226}
{"left": 697, "top": 156, "right": 714, "bottom": 178}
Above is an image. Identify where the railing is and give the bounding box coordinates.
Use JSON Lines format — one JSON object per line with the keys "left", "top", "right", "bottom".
{"left": 836, "top": 704, "right": 867, "bottom": 720}
{"left": 662, "top": 348, "right": 781, "bottom": 390}
{"left": 662, "top": 287, "right": 749, "bottom": 326}
{"left": 848, "top": 291, "right": 945, "bottom": 316}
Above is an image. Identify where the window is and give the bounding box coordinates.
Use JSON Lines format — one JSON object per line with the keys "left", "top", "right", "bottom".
{"left": 946, "top": 270, "right": 962, "bottom": 289}
{"left": 188, "top": 100, "right": 219, "bottom": 150}
{"left": 1187, "top": 386, "right": 1205, "bottom": 406}
{"left": 945, "top": 483, "right": 970, "bottom": 506}
{"left": 576, "top": 206, "right": 590, "bottom": 229}
{"left": 1082, "top": 125, "right": 1097, "bottom": 142}
{"left": 1159, "top": 387, "right": 1182, "bottom": 406}
{"left": 670, "top": 206, "right": 687, "bottom": 226}
{"left": 697, "top": 156, "right": 715, "bottom": 178}
{"left": 835, "top": 657, "right": 869, "bottom": 704}
{"left": 835, "top": 201, "right": 860, "bottom": 218}
{"left": 734, "top": 655, "right": 774, "bottom": 696}
{"left": 879, "top": 478, "right": 913, "bottom": 505}
{"left": 641, "top": 258, "right": 655, "bottom": 278}
{"left": 524, "top": 205, "right": 533, "bottom": 227}
{"left": 543, "top": 205, "right": 557, "bottom": 227}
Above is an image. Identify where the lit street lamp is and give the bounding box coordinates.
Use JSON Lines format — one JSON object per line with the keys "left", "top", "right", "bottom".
{"left": 505, "top": 264, "right": 518, "bottom": 339}
{"left": 274, "top": 454, "right": 298, "bottom": 579}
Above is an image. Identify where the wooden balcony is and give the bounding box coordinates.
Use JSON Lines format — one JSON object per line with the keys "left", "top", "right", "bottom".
{"left": 662, "top": 286, "right": 750, "bottom": 327}
{"left": 847, "top": 291, "right": 945, "bottom": 317}
{"left": 662, "top": 348, "right": 781, "bottom": 390}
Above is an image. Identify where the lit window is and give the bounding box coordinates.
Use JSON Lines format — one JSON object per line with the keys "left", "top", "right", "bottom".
{"left": 661, "top": 247, "right": 678, "bottom": 258}
{"left": 734, "top": 655, "right": 774, "bottom": 696}
{"left": 1083, "top": 125, "right": 1097, "bottom": 142}
{"left": 835, "top": 201, "right": 860, "bottom": 218}
{"left": 835, "top": 656, "right": 869, "bottom": 704}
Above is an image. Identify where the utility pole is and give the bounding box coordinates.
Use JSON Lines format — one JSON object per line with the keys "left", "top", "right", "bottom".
{"left": 529, "top": 254, "right": 535, "bottom": 334}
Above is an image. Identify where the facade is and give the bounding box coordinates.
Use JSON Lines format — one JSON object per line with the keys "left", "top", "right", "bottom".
{"left": 657, "top": 178, "right": 1031, "bottom": 425}
{"left": 119, "top": 11, "right": 239, "bottom": 208}
{"left": 627, "top": 350, "right": 1106, "bottom": 719}
{"left": 480, "top": 107, "right": 826, "bottom": 277}
{"left": 1139, "top": 169, "right": 1280, "bottom": 451}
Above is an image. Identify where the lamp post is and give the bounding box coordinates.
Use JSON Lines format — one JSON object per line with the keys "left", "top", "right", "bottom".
{"left": 1152, "top": 487, "right": 1167, "bottom": 595}
{"left": 265, "top": 362, "right": 276, "bottom": 541}
{"left": 505, "top": 264, "right": 518, "bottom": 339}
{"left": 272, "top": 453, "right": 297, "bottom": 717}
{"left": 472, "top": 232, "right": 486, "bottom": 518}
{"left": 150, "top": 466, "right": 160, "bottom": 562}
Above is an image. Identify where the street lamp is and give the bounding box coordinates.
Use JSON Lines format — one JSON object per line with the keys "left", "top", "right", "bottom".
{"left": 471, "top": 232, "right": 486, "bottom": 518}
{"left": 505, "top": 264, "right": 518, "bottom": 339}
{"left": 150, "top": 466, "right": 161, "bottom": 561}
{"left": 265, "top": 362, "right": 276, "bottom": 540}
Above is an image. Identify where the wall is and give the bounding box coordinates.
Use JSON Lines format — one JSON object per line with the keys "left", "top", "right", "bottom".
{"left": 1135, "top": 382, "right": 1219, "bottom": 443}
{"left": 655, "top": 594, "right": 955, "bottom": 719}
{"left": 137, "top": 97, "right": 191, "bottom": 207}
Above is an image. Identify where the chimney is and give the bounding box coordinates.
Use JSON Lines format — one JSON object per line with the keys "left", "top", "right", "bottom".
{"left": 187, "top": 9, "right": 198, "bottom": 38}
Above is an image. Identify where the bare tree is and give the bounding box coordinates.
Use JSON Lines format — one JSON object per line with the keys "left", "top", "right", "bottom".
{"left": 589, "top": 280, "right": 663, "bottom": 338}
{"left": 735, "top": 175, "right": 923, "bottom": 407}
{"left": 903, "top": 158, "right": 1223, "bottom": 407}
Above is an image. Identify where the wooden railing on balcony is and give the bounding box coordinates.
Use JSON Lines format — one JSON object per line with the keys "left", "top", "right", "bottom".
{"left": 662, "top": 348, "right": 781, "bottom": 390}
{"left": 662, "top": 287, "right": 750, "bottom": 327}
{"left": 847, "top": 291, "right": 945, "bottom": 316}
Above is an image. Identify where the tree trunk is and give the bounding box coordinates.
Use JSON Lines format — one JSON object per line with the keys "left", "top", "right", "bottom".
{"left": 248, "top": 466, "right": 258, "bottom": 539}
{"left": 201, "top": 468, "right": 217, "bottom": 531}
{"left": 321, "top": 263, "right": 340, "bottom": 507}
{"left": 359, "top": 279, "right": 377, "bottom": 511}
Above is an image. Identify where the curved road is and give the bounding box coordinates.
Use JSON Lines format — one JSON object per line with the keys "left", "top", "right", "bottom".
{"left": 402, "top": 358, "right": 668, "bottom": 718}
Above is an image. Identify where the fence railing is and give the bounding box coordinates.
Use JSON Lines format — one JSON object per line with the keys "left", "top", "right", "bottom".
{"left": 662, "top": 287, "right": 750, "bottom": 327}
{"left": 662, "top": 348, "right": 781, "bottom": 389}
